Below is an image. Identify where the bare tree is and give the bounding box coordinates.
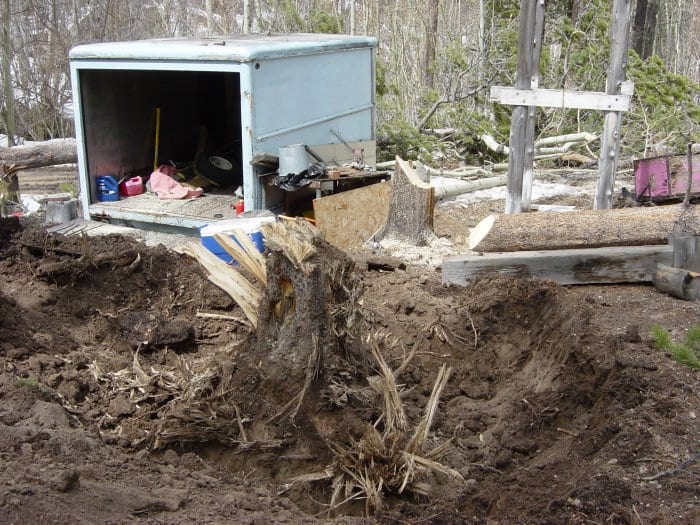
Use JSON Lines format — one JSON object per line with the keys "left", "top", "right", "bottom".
{"left": 424, "top": 0, "right": 439, "bottom": 88}
{"left": 1, "top": 0, "right": 15, "bottom": 146}
{"left": 632, "top": 0, "right": 659, "bottom": 59}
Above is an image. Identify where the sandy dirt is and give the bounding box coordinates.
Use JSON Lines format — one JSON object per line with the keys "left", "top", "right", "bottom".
{"left": 1, "top": 174, "right": 699, "bottom": 524}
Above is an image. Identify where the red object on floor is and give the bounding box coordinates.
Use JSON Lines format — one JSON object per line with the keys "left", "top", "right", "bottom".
{"left": 119, "top": 176, "right": 144, "bottom": 197}
{"left": 235, "top": 200, "right": 244, "bottom": 216}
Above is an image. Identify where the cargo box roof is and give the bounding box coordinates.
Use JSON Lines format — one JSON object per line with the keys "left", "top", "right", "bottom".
{"left": 70, "top": 33, "right": 377, "bottom": 63}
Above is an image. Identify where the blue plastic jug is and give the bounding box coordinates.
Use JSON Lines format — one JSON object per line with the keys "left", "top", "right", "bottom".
{"left": 96, "top": 175, "right": 119, "bottom": 202}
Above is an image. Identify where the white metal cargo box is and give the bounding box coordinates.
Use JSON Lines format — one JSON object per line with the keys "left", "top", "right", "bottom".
{"left": 69, "top": 33, "right": 377, "bottom": 232}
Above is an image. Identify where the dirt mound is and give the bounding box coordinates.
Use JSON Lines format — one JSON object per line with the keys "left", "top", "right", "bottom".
{"left": 0, "top": 218, "right": 698, "bottom": 524}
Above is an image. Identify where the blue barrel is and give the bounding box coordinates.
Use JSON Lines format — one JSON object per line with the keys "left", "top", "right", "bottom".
{"left": 96, "top": 175, "right": 119, "bottom": 202}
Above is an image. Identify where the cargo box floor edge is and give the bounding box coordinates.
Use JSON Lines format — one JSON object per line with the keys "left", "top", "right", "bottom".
{"left": 88, "top": 193, "right": 236, "bottom": 233}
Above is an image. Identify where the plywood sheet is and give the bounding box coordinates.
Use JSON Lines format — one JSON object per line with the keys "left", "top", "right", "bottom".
{"left": 313, "top": 181, "right": 390, "bottom": 251}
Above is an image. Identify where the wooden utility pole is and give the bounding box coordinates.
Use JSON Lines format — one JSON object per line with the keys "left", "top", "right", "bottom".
{"left": 595, "top": 0, "right": 633, "bottom": 209}
{"left": 521, "top": 2, "right": 545, "bottom": 210}
{"left": 492, "top": 0, "right": 633, "bottom": 214}
{"left": 505, "top": 0, "right": 544, "bottom": 214}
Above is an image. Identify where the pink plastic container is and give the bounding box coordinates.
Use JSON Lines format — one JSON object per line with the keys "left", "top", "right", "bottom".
{"left": 119, "top": 176, "right": 144, "bottom": 197}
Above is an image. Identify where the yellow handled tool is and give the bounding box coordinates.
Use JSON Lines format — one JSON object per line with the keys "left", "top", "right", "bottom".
{"left": 153, "top": 107, "right": 161, "bottom": 171}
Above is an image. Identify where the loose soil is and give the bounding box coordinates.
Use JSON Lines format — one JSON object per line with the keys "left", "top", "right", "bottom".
{"left": 1, "top": 190, "right": 699, "bottom": 523}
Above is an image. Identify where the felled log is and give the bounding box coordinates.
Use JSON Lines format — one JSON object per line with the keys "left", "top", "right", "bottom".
{"left": 432, "top": 176, "right": 507, "bottom": 200}
{"left": 0, "top": 138, "right": 77, "bottom": 172}
{"left": 469, "top": 205, "right": 700, "bottom": 253}
{"left": 1, "top": 139, "right": 78, "bottom": 202}
{"left": 653, "top": 263, "right": 700, "bottom": 300}
{"left": 377, "top": 156, "right": 435, "bottom": 245}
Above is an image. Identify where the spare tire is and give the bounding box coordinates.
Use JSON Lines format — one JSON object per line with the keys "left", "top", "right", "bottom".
{"left": 195, "top": 153, "right": 241, "bottom": 187}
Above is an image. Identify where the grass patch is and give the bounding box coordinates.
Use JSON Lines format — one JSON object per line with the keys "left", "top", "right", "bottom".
{"left": 650, "top": 325, "right": 700, "bottom": 370}
{"left": 16, "top": 377, "right": 40, "bottom": 388}
{"left": 58, "top": 182, "right": 78, "bottom": 197}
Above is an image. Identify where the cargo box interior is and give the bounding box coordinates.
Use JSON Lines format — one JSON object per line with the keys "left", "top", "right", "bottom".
{"left": 80, "top": 68, "right": 244, "bottom": 203}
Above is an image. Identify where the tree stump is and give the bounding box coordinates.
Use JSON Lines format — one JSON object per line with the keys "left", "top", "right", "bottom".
{"left": 377, "top": 156, "right": 435, "bottom": 246}
{"left": 251, "top": 220, "right": 365, "bottom": 421}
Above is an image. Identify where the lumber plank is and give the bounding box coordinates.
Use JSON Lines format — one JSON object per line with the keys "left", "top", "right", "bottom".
{"left": 490, "top": 86, "right": 631, "bottom": 112}
{"left": 469, "top": 205, "right": 700, "bottom": 253}
{"left": 442, "top": 245, "right": 673, "bottom": 286}
{"left": 313, "top": 181, "right": 390, "bottom": 251}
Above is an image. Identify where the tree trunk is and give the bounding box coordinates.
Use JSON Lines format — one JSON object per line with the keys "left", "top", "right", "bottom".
{"left": 632, "top": 0, "right": 659, "bottom": 59}
{"left": 424, "top": 0, "right": 439, "bottom": 88}
{"left": 0, "top": 138, "right": 77, "bottom": 170}
{"left": 1, "top": 0, "right": 15, "bottom": 147}
{"left": 469, "top": 205, "right": 700, "bottom": 252}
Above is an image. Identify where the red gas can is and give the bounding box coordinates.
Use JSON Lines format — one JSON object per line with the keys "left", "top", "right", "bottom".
{"left": 119, "top": 176, "right": 144, "bottom": 197}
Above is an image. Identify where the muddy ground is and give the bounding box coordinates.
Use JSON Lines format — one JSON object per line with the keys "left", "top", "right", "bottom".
{"left": 1, "top": 182, "right": 699, "bottom": 524}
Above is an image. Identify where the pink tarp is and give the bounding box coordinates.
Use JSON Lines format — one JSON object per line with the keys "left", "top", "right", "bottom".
{"left": 149, "top": 167, "right": 203, "bottom": 200}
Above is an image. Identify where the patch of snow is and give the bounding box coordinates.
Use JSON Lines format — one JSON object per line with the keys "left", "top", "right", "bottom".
{"left": 448, "top": 180, "right": 587, "bottom": 205}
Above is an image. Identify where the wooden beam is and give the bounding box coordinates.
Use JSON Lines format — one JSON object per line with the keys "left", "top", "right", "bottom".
{"left": 490, "top": 86, "right": 631, "bottom": 112}
{"left": 595, "top": 0, "right": 633, "bottom": 209}
{"left": 442, "top": 245, "right": 673, "bottom": 286}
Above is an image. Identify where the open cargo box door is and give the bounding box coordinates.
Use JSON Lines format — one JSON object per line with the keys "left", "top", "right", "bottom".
{"left": 78, "top": 69, "right": 245, "bottom": 231}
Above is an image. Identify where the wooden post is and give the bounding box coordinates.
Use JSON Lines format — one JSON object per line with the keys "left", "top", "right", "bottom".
{"left": 521, "top": 1, "right": 545, "bottom": 211}
{"left": 595, "top": 0, "right": 632, "bottom": 209}
{"left": 684, "top": 142, "right": 694, "bottom": 207}
{"left": 505, "top": 0, "right": 539, "bottom": 214}
{"left": 673, "top": 235, "right": 700, "bottom": 272}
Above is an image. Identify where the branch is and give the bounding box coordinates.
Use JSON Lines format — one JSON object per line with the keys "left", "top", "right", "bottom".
{"left": 416, "top": 71, "right": 497, "bottom": 132}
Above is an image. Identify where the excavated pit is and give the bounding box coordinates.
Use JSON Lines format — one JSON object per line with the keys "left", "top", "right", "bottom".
{"left": 0, "top": 218, "right": 698, "bottom": 524}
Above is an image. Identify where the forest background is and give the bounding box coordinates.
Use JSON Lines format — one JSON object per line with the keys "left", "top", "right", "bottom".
{"left": 1, "top": 0, "right": 698, "bottom": 165}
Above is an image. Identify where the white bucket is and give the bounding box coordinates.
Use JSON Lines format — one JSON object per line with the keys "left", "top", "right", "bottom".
{"left": 279, "top": 144, "right": 310, "bottom": 176}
